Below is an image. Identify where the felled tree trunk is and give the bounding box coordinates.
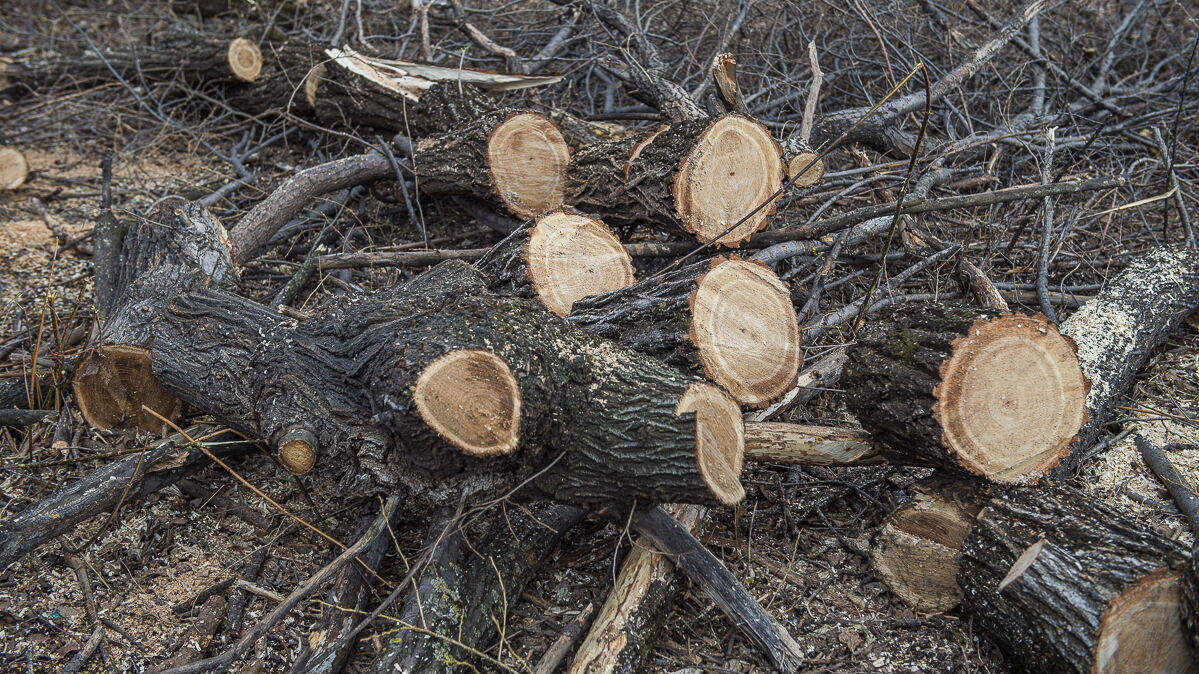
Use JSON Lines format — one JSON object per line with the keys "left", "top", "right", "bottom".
{"left": 566, "top": 115, "right": 783, "bottom": 246}
{"left": 842, "top": 304, "right": 1091, "bottom": 483}
{"left": 413, "top": 110, "right": 571, "bottom": 219}
{"left": 958, "top": 484, "right": 1196, "bottom": 673}
{"left": 568, "top": 256, "right": 801, "bottom": 407}
{"left": 151, "top": 258, "right": 746, "bottom": 508}
{"left": 475, "top": 209, "right": 635, "bottom": 316}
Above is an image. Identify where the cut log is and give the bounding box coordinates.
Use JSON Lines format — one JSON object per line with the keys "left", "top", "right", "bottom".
{"left": 414, "top": 110, "right": 570, "bottom": 219}
{"left": 72, "top": 200, "right": 239, "bottom": 432}
{"left": 567, "top": 115, "right": 783, "bottom": 246}
{"left": 843, "top": 304, "right": 1090, "bottom": 483}
{"left": 743, "top": 422, "right": 877, "bottom": 466}
{"left": 476, "top": 209, "right": 635, "bottom": 316}
{"left": 567, "top": 256, "right": 801, "bottom": 406}
{"left": 870, "top": 479, "right": 983, "bottom": 613}
{"left": 151, "top": 258, "right": 745, "bottom": 508}
{"left": 368, "top": 503, "right": 583, "bottom": 674}
{"left": 958, "top": 484, "right": 1196, "bottom": 674}
{"left": 0, "top": 147, "right": 28, "bottom": 189}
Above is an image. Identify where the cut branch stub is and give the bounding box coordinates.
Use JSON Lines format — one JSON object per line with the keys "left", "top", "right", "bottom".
{"left": 0, "top": 147, "right": 28, "bottom": 190}
{"left": 786, "top": 150, "right": 824, "bottom": 188}
{"left": 71, "top": 345, "right": 182, "bottom": 432}
{"left": 676, "top": 382, "right": 745, "bottom": 505}
{"left": 225, "top": 37, "right": 262, "bottom": 83}
{"left": 932, "top": 313, "right": 1089, "bottom": 482}
{"left": 277, "top": 427, "right": 318, "bottom": 475}
{"left": 691, "top": 257, "right": 802, "bottom": 405}
{"left": 843, "top": 305, "right": 1089, "bottom": 483}
{"left": 413, "top": 349, "right": 521, "bottom": 457}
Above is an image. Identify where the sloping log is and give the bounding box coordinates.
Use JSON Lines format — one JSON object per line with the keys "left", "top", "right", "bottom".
{"left": 843, "top": 305, "right": 1090, "bottom": 483}
{"left": 368, "top": 503, "right": 583, "bottom": 673}
{"left": 150, "top": 258, "right": 745, "bottom": 508}
{"left": 566, "top": 115, "right": 783, "bottom": 246}
{"left": 959, "top": 484, "right": 1196, "bottom": 673}
{"left": 567, "top": 257, "right": 801, "bottom": 406}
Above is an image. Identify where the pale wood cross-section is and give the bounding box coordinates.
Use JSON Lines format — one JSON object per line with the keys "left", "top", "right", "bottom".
{"left": 786, "top": 150, "right": 825, "bottom": 188}
{"left": 1094, "top": 569, "right": 1199, "bottom": 674}
{"left": 225, "top": 37, "right": 263, "bottom": 83}
{"left": 524, "top": 210, "right": 635, "bottom": 316}
{"left": 414, "top": 349, "right": 522, "bottom": 457}
{"left": 675, "top": 382, "right": 745, "bottom": 505}
{"left": 487, "top": 112, "right": 570, "bottom": 219}
{"left": 71, "top": 344, "right": 182, "bottom": 433}
{"left": 0, "top": 147, "right": 28, "bottom": 190}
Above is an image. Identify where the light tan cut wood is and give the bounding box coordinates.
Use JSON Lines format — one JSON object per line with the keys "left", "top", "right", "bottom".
{"left": 711, "top": 53, "right": 748, "bottom": 115}
{"left": 414, "top": 349, "right": 521, "bottom": 456}
{"left": 487, "top": 112, "right": 570, "bottom": 219}
{"left": 871, "top": 489, "right": 976, "bottom": 613}
{"left": 277, "top": 428, "right": 317, "bottom": 475}
{"left": 0, "top": 147, "right": 28, "bottom": 190}
{"left": 672, "top": 115, "right": 783, "bottom": 246}
{"left": 71, "top": 344, "right": 182, "bottom": 433}
{"left": 1094, "top": 568, "right": 1199, "bottom": 674}
{"left": 675, "top": 382, "right": 745, "bottom": 505}
{"left": 226, "top": 37, "right": 262, "bottom": 83}
{"left": 743, "top": 422, "right": 877, "bottom": 466}
{"left": 933, "top": 313, "right": 1089, "bottom": 483}
{"left": 690, "top": 258, "right": 801, "bottom": 406}
{"left": 787, "top": 150, "right": 825, "bottom": 188}
{"left": 525, "top": 210, "right": 635, "bottom": 316}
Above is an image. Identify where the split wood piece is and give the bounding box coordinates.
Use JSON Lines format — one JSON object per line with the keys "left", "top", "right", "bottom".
{"left": 291, "top": 495, "right": 403, "bottom": 674}
{"left": 1054, "top": 245, "right": 1199, "bottom": 476}
{"left": 958, "top": 484, "right": 1196, "bottom": 674}
{"left": 567, "top": 115, "right": 783, "bottom": 246}
{"left": 367, "top": 502, "right": 584, "bottom": 674}
{"left": 72, "top": 200, "right": 239, "bottom": 432}
{"left": 568, "top": 256, "right": 801, "bottom": 406}
{"left": 476, "top": 209, "right": 635, "bottom": 316}
{"left": 0, "top": 147, "right": 28, "bottom": 189}
{"left": 843, "top": 304, "right": 1090, "bottom": 483}
{"left": 570, "top": 503, "right": 706, "bottom": 674}
{"left": 870, "top": 479, "right": 984, "bottom": 613}
{"left": 0, "top": 427, "right": 254, "bottom": 570}
{"left": 151, "top": 259, "right": 746, "bottom": 508}
{"left": 743, "top": 422, "right": 877, "bottom": 466}
{"left": 629, "top": 505, "right": 805, "bottom": 672}
{"left": 414, "top": 110, "right": 570, "bottom": 219}
{"left": 0, "top": 33, "right": 263, "bottom": 93}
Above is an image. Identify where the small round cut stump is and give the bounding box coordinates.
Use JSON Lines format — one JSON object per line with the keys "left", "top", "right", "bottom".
{"left": 787, "top": 150, "right": 825, "bottom": 188}
{"left": 487, "top": 112, "right": 570, "bottom": 219}
{"left": 690, "top": 258, "right": 802, "bottom": 406}
{"left": 414, "top": 349, "right": 521, "bottom": 457}
{"left": 71, "top": 344, "right": 182, "bottom": 432}
{"left": 226, "top": 37, "right": 263, "bottom": 83}
{"left": 673, "top": 115, "right": 782, "bottom": 246}
{"left": 675, "top": 382, "right": 745, "bottom": 505}
{"left": 0, "top": 147, "right": 28, "bottom": 190}
{"left": 933, "top": 314, "right": 1089, "bottom": 483}
{"left": 525, "top": 210, "right": 635, "bottom": 316}
{"left": 1094, "top": 569, "right": 1199, "bottom": 674}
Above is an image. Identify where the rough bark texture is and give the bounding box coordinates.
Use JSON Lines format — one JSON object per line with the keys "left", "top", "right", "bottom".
{"left": 151, "top": 259, "right": 743, "bottom": 508}
{"left": 369, "top": 503, "right": 584, "bottom": 674}
{"left": 1185, "top": 548, "right": 1199, "bottom": 659}
{"left": 958, "top": 484, "right": 1193, "bottom": 673}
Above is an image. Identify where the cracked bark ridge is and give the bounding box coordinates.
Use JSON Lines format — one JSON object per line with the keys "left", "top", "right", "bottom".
{"left": 72, "top": 199, "right": 239, "bottom": 432}
{"left": 843, "top": 304, "right": 1089, "bottom": 483}
{"left": 568, "top": 257, "right": 800, "bottom": 407}
{"left": 475, "top": 209, "right": 635, "bottom": 316}
{"left": 414, "top": 110, "right": 570, "bottom": 219}
{"left": 152, "top": 259, "right": 745, "bottom": 508}
{"left": 568, "top": 116, "right": 782, "bottom": 246}
{"left": 958, "top": 484, "right": 1195, "bottom": 674}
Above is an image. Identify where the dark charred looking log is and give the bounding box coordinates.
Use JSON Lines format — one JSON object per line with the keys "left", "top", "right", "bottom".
{"left": 958, "top": 484, "right": 1196, "bottom": 674}
{"left": 566, "top": 115, "right": 783, "bottom": 247}
{"left": 369, "top": 503, "right": 584, "bottom": 673}
{"left": 567, "top": 256, "right": 801, "bottom": 407}
{"left": 151, "top": 259, "right": 746, "bottom": 509}
{"left": 842, "top": 304, "right": 1090, "bottom": 483}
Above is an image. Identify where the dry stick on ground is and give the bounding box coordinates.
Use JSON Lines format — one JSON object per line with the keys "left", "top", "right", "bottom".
{"left": 157, "top": 493, "right": 403, "bottom": 674}
{"left": 533, "top": 600, "right": 596, "bottom": 674}
{"left": 367, "top": 502, "right": 584, "bottom": 673}
{"left": 958, "top": 484, "right": 1196, "bottom": 673}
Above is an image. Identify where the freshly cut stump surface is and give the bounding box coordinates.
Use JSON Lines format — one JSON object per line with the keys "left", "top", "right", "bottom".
{"left": 933, "top": 313, "right": 1090, "bottom": 482}
{"left": 691, "top": 258, "right": 802, "bottom": 406}
{"left": 72, "top": 344, "right": 182, "bottom": 432}
{"left": 786, "top": 150, "right": 825, "bottom": 188}
{"left": 413, "top": 349, "right": 521, "bottom": 457}
{"left": 0, "top": 147, "right": 28, "bottom": 190}
{"left": 1094, "top": 569, "right": 1197, "bottom": 674}
{"left": 676, "top": 382, "right": 745, "bottom": 505}
{"left": 673, "top": 116, "right": 782, "bottom": 245}
{"left": 225, "top": 37, "right": 263, "bottom": 83}
{"left": 487, "top": 112, "right": 570, "bottom": 218}
{"left": 525, "top": 211, "right": 635, "bottom": 316}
